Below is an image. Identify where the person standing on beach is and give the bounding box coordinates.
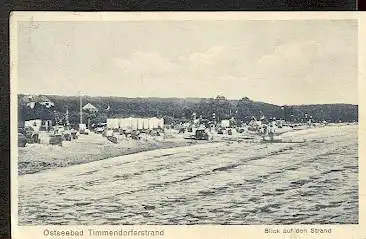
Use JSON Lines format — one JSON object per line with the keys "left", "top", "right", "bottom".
{"left": 261, "top": 124, "right": 268, "bottom": 141}
{"left": 268, "top": 119, "right": 276, "bottom": 141}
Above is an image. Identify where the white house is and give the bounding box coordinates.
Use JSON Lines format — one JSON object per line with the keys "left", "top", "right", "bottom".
{"left": 107, "top": 117, "right": 164, "bottom": 130}
{"left": 23, "top": 95, "right": 54, "bottom": 109}
{"left": 83, "top": 103, "right": 98, "bottom": 113}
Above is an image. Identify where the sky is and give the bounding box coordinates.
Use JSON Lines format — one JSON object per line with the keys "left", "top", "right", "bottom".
{"left": 17, "top": 19, "right": 358, "bottom": 105}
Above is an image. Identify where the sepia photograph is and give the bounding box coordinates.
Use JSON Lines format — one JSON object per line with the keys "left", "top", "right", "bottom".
{"left": 10, "top": 11, "right": 365, "bottom": 238}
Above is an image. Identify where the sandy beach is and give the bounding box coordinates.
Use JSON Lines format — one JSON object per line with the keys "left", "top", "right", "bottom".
{"left": 17, "top": 125, "right": 341, "bottom": 175}
{"left": 18, "top": 130, "right": 217, "bottom": 175}
{"left": 18, "top": 124, "right": 358, "bottom": 225}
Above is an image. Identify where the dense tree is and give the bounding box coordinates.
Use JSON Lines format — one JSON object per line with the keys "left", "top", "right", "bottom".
{"left": 18, "top": 94, "right": 358, "bottom": 126}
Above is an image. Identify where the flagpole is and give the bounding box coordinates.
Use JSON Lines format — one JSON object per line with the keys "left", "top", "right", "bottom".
{"left": 79, "top": 91, "right": 83, "bottom": 124}
{"left": 66, "top": 107, "right": 69, "bottom": 128}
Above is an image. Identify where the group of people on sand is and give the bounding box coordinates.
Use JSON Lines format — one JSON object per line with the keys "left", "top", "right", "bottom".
{"left": 259, "top": 117, "right": 277, "bottom": 141}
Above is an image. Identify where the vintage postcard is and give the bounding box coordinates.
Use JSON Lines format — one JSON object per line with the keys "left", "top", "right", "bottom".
{"left": 10, "top": 12, "right": 366, "bottom": 238}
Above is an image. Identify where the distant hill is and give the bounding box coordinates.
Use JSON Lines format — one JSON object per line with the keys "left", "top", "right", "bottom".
{"left": 18, "top": 94, "right": 358, "bottom": 126}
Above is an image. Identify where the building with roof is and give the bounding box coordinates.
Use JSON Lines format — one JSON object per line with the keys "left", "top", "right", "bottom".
{"left": 22, "top": 95, "right": 54, "bottom": 109}
{"left": 82, "top": 103, "right": 98, "bottom": 113}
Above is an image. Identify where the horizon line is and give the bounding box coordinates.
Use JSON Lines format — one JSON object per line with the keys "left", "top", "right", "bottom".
{"left": 17, "top": 92, "right": 358, "bottom": 106}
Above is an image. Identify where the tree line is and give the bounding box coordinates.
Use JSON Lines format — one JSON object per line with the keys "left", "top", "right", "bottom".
{"left": 18, "top": 94, "right": 358, "bottom": 127}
